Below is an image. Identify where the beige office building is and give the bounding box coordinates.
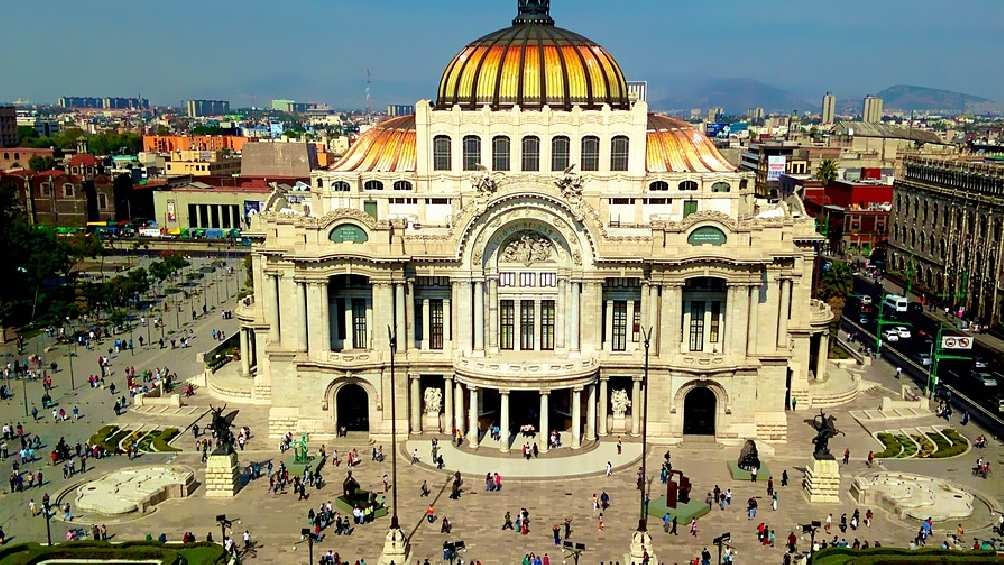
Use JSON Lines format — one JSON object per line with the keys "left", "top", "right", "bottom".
{"left": 863, "top": 96, "right": 884, "bottom": 124}
{"left": 236, "top": 2, "right": 832, "bottom": 447}
{"left": 821, "top": 92, "right": 836, "bottom": 125}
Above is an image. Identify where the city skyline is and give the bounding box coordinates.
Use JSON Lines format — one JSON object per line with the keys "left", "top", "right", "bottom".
{"left": 3, "top": 0, "right": 1002, "bottom": 110}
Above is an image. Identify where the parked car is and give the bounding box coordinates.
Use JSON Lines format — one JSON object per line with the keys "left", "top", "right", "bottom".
{"left": 851, "top": 293, "right": 873, "bottom": 305}
{"left": 882, "top": 328, "right": 901, "bottom": 342}
{"left": 974, "top": 357, "right": 989, "bottom": 369}
{"left": 971, "top": 371, "right": 999, "bottom": 387}
{"left": 917, "top": 352, "right": 932, "bottom": 366}
{"left": 895, "top": 326, "right": 912, "bottom": 339}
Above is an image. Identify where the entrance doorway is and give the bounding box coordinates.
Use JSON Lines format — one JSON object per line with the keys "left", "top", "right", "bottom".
{"left": 336, "top": 383, "right": 369, "bottom": 431}
{"left": 682, "top": 386, "right": 716, "bottom": 435}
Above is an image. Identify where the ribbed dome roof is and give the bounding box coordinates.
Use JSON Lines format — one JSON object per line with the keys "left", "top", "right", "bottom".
{"left": 436, "top": 1, "right": 630, "bottom": 111}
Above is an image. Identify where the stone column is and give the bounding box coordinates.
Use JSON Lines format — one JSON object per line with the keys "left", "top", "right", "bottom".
{"left": 734, "top": 284, "right": 750, "bottom": 358}
{"left": 581, "top": 282, "right": 601, "bottom": 352}
{"left": 817, "top": 331, "right": 830, "bottom": 381}
{"left": 631, "top": 378, "right": 641, "bottom": 437}
{"left": 538, "top": 391, "right": 549, "bottom": 453}
{"left": 598, "top": 377, "right": 609, "bottom": 436}
{"left": 667, "top": 284, "right": 682, "bottom": 355}
{"left": 453, "top": 381, "right": 465, "bottom": 437}
{"left": 405, "top": 281, "right": 416, "bottom": 350}
{"left": 443, "top": 297, "right": 452, "bottom": 350}
{"left": 626, "top": 298, "right": 636, "bottom": 351}
{"left": 291, "top": 279, "right": 307, "bottom": 352}
{"left": 473, "top": 281, "right": 484, "bottom": 351}
{"left": 777, "top": 277, "right": 790, "bottom": 349}
{"left": 571, "top": 387, "right": 583, "bottom": 449}
{"left": 343, "top": 298, "right": 355, "bottom": 350}
{"left": 604, "top": 299, "right": 614, "bottom": 351}
{"left": 239, "top": 329, "right": 250, "bottom": 376}
{"left": 586, "top": 382, "right": 597, "bottom": 441}
{"left": 394, "top": 283, "right": 407, "bottom": 351}
{"left": 319, "top": 283, "right": 330, "bottom": 355}
{"left": 467, "top": 386, "right": 480, "bottom": 448}
{"left": 648, "top": 284, "right": 659, "bottom": 347}
{"left": 499, "top": 389, "right": 510, "bottom": 452}
{"left": 444, "top": 375, "right": 455, "bottom": 433}
{"left": 365, "top": 298, "right": 373, "bottom": 350}
{"left": 421, "top": 298, "right": 431, "bottom": 350}
{"left": 724, "top": 285, "right": 738, "bottom": 355}
{"left": 639, "top": 282, "right": 650, "bottom": 344}
{"left": 409, "top": 375, "right": 421, "bottom": 433}
{"left": 748, "top": 285, "right": 759, "bottom": 355}
{"left": 267, "top": 274, "right": 281, "bottom": 343}
{"left": 488, "top": 278, "right": 499, "bottom": 350}
{"left": 570, "top": 282, "right": 581, "bottom": 351}
{"left": 555, "top": 279, "right": 565, "bottom": 349}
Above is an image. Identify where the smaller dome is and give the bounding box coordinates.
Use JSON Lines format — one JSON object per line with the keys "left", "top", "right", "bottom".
{"left": 330, "top": 116, "right": 416, "bottom": 173}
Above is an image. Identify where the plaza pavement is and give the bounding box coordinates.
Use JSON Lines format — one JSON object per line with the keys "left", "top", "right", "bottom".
{"left": 2, "top": 284, "right": 1001, "bottom": 563}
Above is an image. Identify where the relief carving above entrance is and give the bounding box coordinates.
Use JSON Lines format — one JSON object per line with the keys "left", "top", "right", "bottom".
{"left": 500, "top": 231, "right": 555, "bottom": 265}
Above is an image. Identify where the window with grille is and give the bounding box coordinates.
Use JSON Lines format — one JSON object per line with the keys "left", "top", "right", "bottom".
{"left": 551, "top": 136, "right": 570, "bottom": 171}
{"left": 492, "top": 136, "right": 510, "bottom": 171}
{"left": 632, "top": 301, "right": 641, "bottom": 342}
{"left": 522, "top": 136, "right": 540, "bottom": 171}
{"left": 63, "top": 183, "right": 75, "bottom": 198}
{"left": 363, "top": 180, "right": 383, "bottom": 191}
{"left": 611, "top": 136, "right": 629, "bottom": 171}
{"left": 520, "top": 301, "right": 535, "bottom": 350}
{"left": 612, "top": 301, "right": 627, "bottom": 351}
{"left": 332, "top": 181, "right": 350, "bottom": 192}
{"left": 463, "top": 135, "right": 481, "bottom": 171}
{"left": 433, "top": 136, "right": 452, "bottom": 171}
{"left": 519, "top": 272, "right": 536, "bottom": 287}
{"left": 679, "top": 180, "right": 699, "bottom": 191}
{"left": 689, "top": 301, "right": 705, "bottom": 351}
{"left": 500, "top": 272, "right": 516, "bottom": 287}
{"left": 649, "top": 181, "right": 668, "bottom": 191}
{"left": 430, "top": 299, "right": 444, "bottom": 350}
{"left": 352, "top": 300, "right": 367, "bottom": 349}
{"left": 581, "top": 136, "right": 600, "bottom": 171}
{"left": 539, "top": 273, "right": 556, "bottom": 287}
{"left": 709, "top": 301, "right": 720, "bottom": 343}
{"left": 500, "top": 300, "right": 515, "bottom": 350}
{"left": 711, "top": 181, "right": 731, "bottom": 192}
{"left": 540, "top": 300, "right": 555, "bottom": 350}
{"left": 393, "top": 180, "right": 413, "bottom": 191}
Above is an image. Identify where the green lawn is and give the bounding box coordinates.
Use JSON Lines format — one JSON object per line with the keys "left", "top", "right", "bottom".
{"left": 727, "top": 461, "right": 771, "bottom": 481}
{"left": 0, "top": 540, "right": 227, "bottom": 565}
{"left": 874, "top": 432, "right": 902, "bottom": 458}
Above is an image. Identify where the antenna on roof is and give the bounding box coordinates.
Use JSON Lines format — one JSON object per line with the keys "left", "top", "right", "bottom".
{"left": 366, "top": 69, "right": 373, "bottom": 119}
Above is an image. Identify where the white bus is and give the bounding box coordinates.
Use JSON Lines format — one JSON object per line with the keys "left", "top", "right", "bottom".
{"left": 882, "top": 294, "right": 908, "bottom": 313}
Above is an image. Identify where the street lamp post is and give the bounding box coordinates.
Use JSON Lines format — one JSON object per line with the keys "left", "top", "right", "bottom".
{"left": 301, "top": 529, "right": 315, "bottom": 565}
{"left": 802, "top": 521, "right": 820, "bottom": 563}
{"left": 637, "top": 326, "right": 653, "bottom": 532}
{"left": 21, "top": 374, "right": 29, "bottom": 417}
{"left": 713, "top": 532, "right": 731, "bottom": 565}
{"left": 388, "top": 327, "right": 400, "bottom": 530}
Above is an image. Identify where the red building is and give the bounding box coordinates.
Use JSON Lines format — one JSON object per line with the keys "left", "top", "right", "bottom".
{"left": 0, "top": 168, "right": 116, "bottom": 227}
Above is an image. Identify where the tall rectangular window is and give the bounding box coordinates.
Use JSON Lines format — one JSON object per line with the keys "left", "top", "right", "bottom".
{"left": 352, "top": 300, "right": 367, "bottom": 349}
{"left": 522, "top": 136, "right": 540, "bottom": 171}
{"left": 520, "top": 300, "right": 535, "bottom": 350}
{"left": 500, "top": 272, "right": 516, "bottom": 287}
{"left": 581, "top": 136, "right": 600, "bottom": 171}
{"left": 709, "top": 301, "right": 721, "bottom": 343}
{"left": 500, "top": 300, "right": 515, "bottom": 350}
{"left": 611, "top": 301, "right": 628, "bottom": 351}
{"left": 689, "top": 301, "right": 705, "bottom": 351}
{"left": 463, "top": 135, "right": 481, "bottom": 171}
{"left": 632, "top": 301, "right": 641, "bottom": 342}
{"left": 430, "top": 299, "right": 444, "bottom": 350}
{"left": 611, "top": 136, "right": 629, "bottom": 171}
{"left": 540, "top": 300, "right": 555, "bottom": 351}
{"left": 433, "top": 136, "right": 452, "bottom": 171}
{"left": 492, "top": 136, "right": 510, "bottom": 171}
{"left": 551, "top": 136, "right": 570, "bottom": 171}
{"left": 188, "top": 204, "right": 198, "bottom": 228}
{"left": 683, "top": 200, "right": 699, "bottom": 218}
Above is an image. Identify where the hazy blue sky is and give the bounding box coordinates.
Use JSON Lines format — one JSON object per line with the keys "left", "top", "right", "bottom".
{"left": 3, "top": 0, "right": 1002, "bottom": 108}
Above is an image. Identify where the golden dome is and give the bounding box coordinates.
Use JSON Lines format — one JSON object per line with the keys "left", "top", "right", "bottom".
{"left": 436, "top": 1, "right": 629, "bottom": 111}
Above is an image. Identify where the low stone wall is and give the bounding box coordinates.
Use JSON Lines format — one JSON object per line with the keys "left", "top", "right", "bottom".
{"left": 881, "top": 395, "right": 929, "bottom": 412}
{"left": 133, "top": 391, "right": 181, "bottom": 408}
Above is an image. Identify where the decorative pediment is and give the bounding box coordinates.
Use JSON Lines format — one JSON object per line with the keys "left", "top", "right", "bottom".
{"left": 305, "top": 208, "right": 379, "bottom": 231}
{"left": 500, "top": 231, "right": 555, "bottom": 265}
{"left": 656, "top": 210, "right": 738, "bottom": 233}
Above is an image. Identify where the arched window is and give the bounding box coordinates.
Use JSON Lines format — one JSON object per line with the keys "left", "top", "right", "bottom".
{"left": 363, "top": 180, "right": 383, "bottom": 191}
{"left": 492, "top": 136, "right": 510, "bottom": 171}
{"left": 315, "top": 178, "right": 323, "bottom": 188}
{"left": 739, "top": 179, "right": 749, "bottom": 190}
{"left": 393, "top": 180, "right": 413, "bottom": 191}
{"left": 610, "top": 136, "right": 629, "bottom": 171}
{"left": 551, "top": 136, "right": 570, "bottom": 171}
{"left": 678, "top": 180, "right": 699, "bottom": 191}
{"left": 329, "top": 224, "right": 368, "bottom": 244}
{"left": 433, "top": 135, "right": 452, "bottom": 171}
{"left": 711, "top": 181, "right": 731, "bottom": 193}
{"left": 462, "top": 135, "right": 481, "bottom": 171}
{"left": 521, "top": 136, "right": 540, "bottom": 172}
{"left": 332, "top": 181, "right": 350, "bottom": 192}
{"left": 649, "top": 181, "right": 669, "bottom": 191}
{"left": 581, "top": 136, "right": 600, "bottom": 171}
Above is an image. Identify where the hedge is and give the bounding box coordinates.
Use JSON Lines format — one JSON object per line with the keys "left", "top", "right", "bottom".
{"left": 896, "top": 434, "right": 917, "bottom": 457}
{"left": 87, "top": 425, "right": 119, "bottom": 451}
{"left": 0, "top": 540, "right": 227, "bottom": 565}
{"left": 931, "top": 429, "right": 969, "bottom": 459}
{"left": 912, "top": 434, "right": 936, "bottom": 458}
{"left": 812, "top": 546, "right": 997, "bottom": 564}
{"left": 874, "top": 432, "right": 902, "bottom": 458}
{"left": 152, "top": 428, "right": 182, "bottom": 452}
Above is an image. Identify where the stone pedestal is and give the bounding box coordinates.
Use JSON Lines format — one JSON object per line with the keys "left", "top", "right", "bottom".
{"left": 422, "top": 413, "right": 442, "bottom": 434}
{"left": 609, "top": 413, "right": 629, "bottom": 434}
{"left": 204, "top": 452, "right": 240, "bottom": 497}
{"left": 378, "top": 527, "right": 411, "bottom": 565}
{"left": 624, "top": 529, "right": 657, "bottom": 565}
{"left": 802, "top": 458, "right": 841, "bottom": 504}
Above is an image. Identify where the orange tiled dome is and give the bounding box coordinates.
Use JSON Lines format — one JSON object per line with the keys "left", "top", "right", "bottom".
{"left": 436, "top": 1, "right": 629, "bottom": 111}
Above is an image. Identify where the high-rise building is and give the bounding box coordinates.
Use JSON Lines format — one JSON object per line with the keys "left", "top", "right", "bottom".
{"left": 185, "top": 99, "right": 231, "bottom": 118}
{"left": 707, "top": 106, "right": 724, "bottom": 122}
{"left": 747, "top": 106, "right": 765, "bottom": 123}
{"left": 862, "top": 96, "right": 883, "bottom": 124}
{"left": 0, "top": 106, "right": 16, "bottom": 147}
{"left": 58, "top": 97, "right": 148, "bottom": 110}
{"left": 386, "top": 105, "right": 416, "bottom": 117}
{"left": 821, "top": 92, "right": 836, "bottom": 125}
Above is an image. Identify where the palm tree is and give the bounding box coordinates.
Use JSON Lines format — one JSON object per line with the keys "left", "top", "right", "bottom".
{"left": 815, "top": 159, "right": 839, "bottom": 183}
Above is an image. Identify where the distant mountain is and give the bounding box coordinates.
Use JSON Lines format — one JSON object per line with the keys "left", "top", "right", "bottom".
{"left": 650, "top": 78, "right": 813, "bottom": 114}
{"left": 875, "top": 84, "right": 994, "bottom": 113}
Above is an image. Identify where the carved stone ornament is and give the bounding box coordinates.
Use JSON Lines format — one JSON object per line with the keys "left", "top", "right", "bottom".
{"left": 610, "top": 388, "right": 631, "bottom": 417}
{"left": 554, "top": 172, "right": 584, "bottom": 200}
{"left": 423, "top": 387, "right": 443, "bottom": 415}
{"left": 501, "top": 231, "right": 554, "bottom": 265}
{"left": 471, "top": 172, "right": 505, "bottom": 196}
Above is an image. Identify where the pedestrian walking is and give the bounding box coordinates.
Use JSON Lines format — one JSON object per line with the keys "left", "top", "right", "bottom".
{"left": 689, "top": 517, "right": 698, "bottom": 536}
{"left": 606, "top": 461, "right": 612, "bottom": 476}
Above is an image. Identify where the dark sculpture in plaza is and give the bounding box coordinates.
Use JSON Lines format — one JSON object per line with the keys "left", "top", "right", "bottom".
{"left": 343, "top": 470, "right": 360, "bottom": 498}
{"left": 208, "top": 404, "right": 239, "bottom": 455}
{"left": 806, "top": 410, "right": 845, "bottom": 460}
{"left": 666, "top": 469, "right": 692, "bottom": 508}
{"left": 737, "top": 439, "right": 761, "bottom": 471}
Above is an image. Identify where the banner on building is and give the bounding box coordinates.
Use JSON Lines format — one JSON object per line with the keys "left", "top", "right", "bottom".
{"left": 941, "top": 336, "right": 973, "bottom": 350}
{"left": 767, "top": 155, "right": 786, "bottom": 182}
{"left": 243, "top": 200, "right": 262, "bottom": 220}
{"left": 166, "top": 200, "right": 176, "bottom": 223}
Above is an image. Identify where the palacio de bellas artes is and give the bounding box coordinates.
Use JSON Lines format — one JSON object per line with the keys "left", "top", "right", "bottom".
{"left": 238, "top": 0, "right": 832, "bottom": 450}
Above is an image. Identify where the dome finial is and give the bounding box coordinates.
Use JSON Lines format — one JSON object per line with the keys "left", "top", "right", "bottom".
{"left": 514, "top": 0, "right": 554, "bottom": 25}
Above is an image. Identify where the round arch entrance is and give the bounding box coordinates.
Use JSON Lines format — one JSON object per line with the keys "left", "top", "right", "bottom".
{"left": 336, "top": 383, "right": 369, "bottom": 432}
{"left": 683, "top": 386, "right": 716, "bottom": 435}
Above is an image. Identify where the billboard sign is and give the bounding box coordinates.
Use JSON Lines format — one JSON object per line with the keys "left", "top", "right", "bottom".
{"left": 767, "top": 155, "right": 786, "bottom": 182}
{"left": 941, "top": 336, "right": 973, "bottom": 350}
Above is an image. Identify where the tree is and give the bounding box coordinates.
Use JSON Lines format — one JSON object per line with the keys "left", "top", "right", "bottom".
{"left": 28, "top": 155, "right": 56, "bottom": 172}
{"left": 156, "top": 125, "right": 170, "bottom": 135}
{"left": 815, "top": 159, "right": 839, "bottom": 183}
{"left": 817, "top": 259, "right": 852, "bottom": 325}
{"left": 18, "top": 126, "right": 38, "bottom": 142}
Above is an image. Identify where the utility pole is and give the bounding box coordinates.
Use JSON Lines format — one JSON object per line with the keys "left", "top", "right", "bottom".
{"left": 904, "top": 259, "right": 916, "bottom": 298}
{"left": 927, "top": 322, "right": 971, "bottom": 399}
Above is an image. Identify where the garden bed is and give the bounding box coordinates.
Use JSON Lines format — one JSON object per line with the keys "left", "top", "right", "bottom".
{"left": 0, "top": 540, "right": 227, "bottom": 565}
{"left": 874, "top": 432, "right": 902, "bottom": 458}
